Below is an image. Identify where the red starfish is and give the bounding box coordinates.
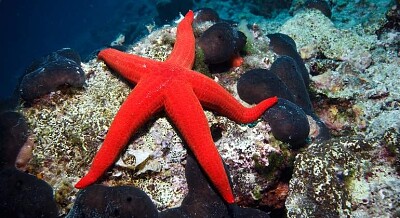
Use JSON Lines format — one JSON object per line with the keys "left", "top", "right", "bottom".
{"left": 75, "top": 10, "right": 277, "bottom": 204}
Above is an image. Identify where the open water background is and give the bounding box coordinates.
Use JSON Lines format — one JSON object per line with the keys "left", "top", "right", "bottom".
{"left": 0, "top": 0, "right": 153, "bottom": 99}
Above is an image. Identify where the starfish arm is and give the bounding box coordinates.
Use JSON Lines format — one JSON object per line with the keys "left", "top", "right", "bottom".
{"left": 164, "top": 82, "right": 235, "bottom": 204}
{"left": 165, "top": 10, "right": 195, "bottom": 69}
{"left": 75, "top": 79, "right": 164, "bottom": 189}
{"left": 98, "top": 48, "right": 159, "bottom": 83}
{"left": 190, "top": 73, "right": 278, "bottom": 123}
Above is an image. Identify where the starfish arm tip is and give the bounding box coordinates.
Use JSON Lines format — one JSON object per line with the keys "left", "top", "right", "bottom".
{"left": 74, "top": 176, "right": 95, "bottom": 189}
{"left": 186, "top": 10, "right": 194, "bottom": 17}
{"left": 97, "top": 48, "right": 119, "bottom": 60}
{"left": 258, "top": 96, "right": 278, "bottom": 113}
{"left": 226, "top": 195, "right": 235, "bottom": 204}
{"left": 262, "top": 96, "right": 278, "bottom": 106}
{"left": 182, "top": 10, "right": 194, "bottom": 23}
{"left": 271, "top": 96, "right": 279, "bottom": 104}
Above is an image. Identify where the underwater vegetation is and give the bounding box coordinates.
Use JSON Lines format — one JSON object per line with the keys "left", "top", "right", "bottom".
{"left": 1, "top": 0, "right": 399, "bottom": 217}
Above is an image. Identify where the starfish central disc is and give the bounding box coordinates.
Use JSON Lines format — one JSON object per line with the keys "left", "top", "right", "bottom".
{"left": 75, "top": 10, "right": 278, "bottom": 204}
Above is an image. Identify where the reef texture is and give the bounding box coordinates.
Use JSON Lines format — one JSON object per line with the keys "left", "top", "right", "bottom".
{"left": 280, "top": 10, "right": 376, "bottom": 66}
{"left": 279, "top": 3, "right": 400, "bottom": 217}
{"left": 290, "top": 0, "right": 391, "bottom": 32}
{"left": 286, "top": 137, "right": 400, "bottom": 217}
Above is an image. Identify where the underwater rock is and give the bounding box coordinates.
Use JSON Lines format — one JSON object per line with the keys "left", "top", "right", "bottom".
{"left": 68, "top": 152, "right": 270, "bottom": 217}
{"left": 67, "top": 185, "right": 158, "bottom": 218}
{"left": 270, "top": 56, "right": 313, "bottom": 114}
{"left": 286, "top": 137, "right": 400, "bottom": 217}
{"left": 308, "top": 58, "right": 339, "bottom": 76}
{"left": 263, "top": 98, "right": 310, "bottom": 148}
{"left": 19, "top": 48, "right": 85, "bottom": 102}
{"left": 0, "top": 111, "right": 28, "bottom": 169}
{"left": 304, "top": 0, "right": 332, "bottom": 18}
{"left": 155, "top": 0, "right": 194, "bottom": 25}
{"left": 267, "top": 33, "right": 310, "bottom": 87}
{"left": 197, "top": 22, "right": 246, "bottom": 65}
{"left": 279, "top": 10, "right": 375, "bottom": 62}
{"left": 365, "top": 110, "right": 400, "bottom": 140}
{"left": 194, "top": 8, "right": 220, "bottom": 24}
{"left": 25, "top": 48, "right": 82, "bottom": 74}
{"left": 377, "top": 3, "right": 400, "bottom": 37}
{"left": 160, "top": 152, "right": 270, "bottom": 218}
{"left": 0, "top": 168, "right": 58, "bottom": 218}
{"left": 309, "top": 113, "right": 331, "bottom": 142}
{"left": 268, "top": 32, "right": 297, "bottom": 52}
{"left": 267, "top": 34, "right": 331, "bottom": 141}
{"left": 237, "top": 68, "right": 294, "bottom": 104}
{"left": 237, "top": 57, "right": 330, "bottom": 144}
{"left": 237, "top": 68, "right": 311, "bottom": 147}
{"left": 54, "top": 47, "right": 82, "bottom": 64}
{"left": 292, "top": 0, "right": 392, "bottom": 32}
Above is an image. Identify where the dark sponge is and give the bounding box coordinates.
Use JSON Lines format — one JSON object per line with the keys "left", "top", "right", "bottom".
{"left": 0, "top": 168, "right": 58, "bottom": 218}
{"left": 55, "top": 47, "right": 82, "bottom": 64}
{"left": 67, "top": 185, "right": 158, "bottom": 218}
{"left": 263, "top": 98, "right": 310, "bottom": 148}
{"left": 20, "top": 48, "right": 85, "bottom": 102}
{"left": 238, "top": 33, "right": 330, "bottom": 145}
{"left": 24, "top": 48, "right": 81, "bottom": 77}
{"left": 197, "top": 23, "right": 247, "bottom": 64}
{"left": 160, "top": 151, "right": 270, "bottom": 218}
{"left": 237, "top": 68, "right": 294, "bottom": 105}
{"left": 305, "top": 0, "right": 332, "bottom": 18}
{"left": 0, "top": 111, "right": 28, "bottom": 169}
{"left": 268, "top": 32, "right": 297, "bottom": 52}
{"left": 194, "top": 8, "right": 220, "bottom": 24}
{"left": 270, "top": 56, "right": 313, "bottom": 114}
{"left": 267, "top": 33, "right": 310, "bottom": 87}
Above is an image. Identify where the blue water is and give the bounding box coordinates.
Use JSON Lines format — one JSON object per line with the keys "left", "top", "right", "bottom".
{"left": 0, "top": 0, "right": 155, "bottom": 100}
